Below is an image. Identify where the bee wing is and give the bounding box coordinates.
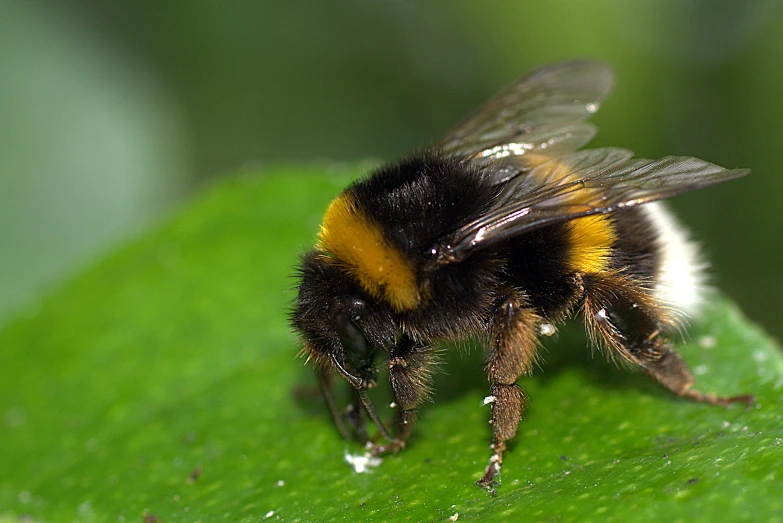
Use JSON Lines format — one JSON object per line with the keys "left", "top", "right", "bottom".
{"left": 432, "top": 151, "right": 749, "bottom": 264}
{"left": 434, "top": 60, "right": 614, "bottom": 182}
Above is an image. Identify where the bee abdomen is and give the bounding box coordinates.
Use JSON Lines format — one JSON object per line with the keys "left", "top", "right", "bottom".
{"left": 610, "top": 203, "right": 706, "bottom": 317}
{"left": 641, "top": 202, "right": 706, "bottom": 316}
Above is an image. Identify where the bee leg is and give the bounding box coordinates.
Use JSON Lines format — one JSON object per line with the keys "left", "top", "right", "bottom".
{"left": 582, "top": 274, "right": 755, "bottom": 407}
{"left": 316, "top": 367, "right": 354, "bottom": 440}
{"left": 315, "top": 366, "right": 373, "bottom": 443}
{"left": 345, "top": 387, "right": 370, "bottom": 443}
{"left": 642, "top": 349, "right": 755, "bottom": 407}
{"left": 370, "top": 336, "right": 435, "bottom": 456}
{"left": 477, "top": 292, "right": 540, "bottom": 491}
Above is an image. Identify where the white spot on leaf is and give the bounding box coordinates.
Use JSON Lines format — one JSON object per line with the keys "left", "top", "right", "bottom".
{"left": 345, "top": 451, "right": 382, "bottom": 473}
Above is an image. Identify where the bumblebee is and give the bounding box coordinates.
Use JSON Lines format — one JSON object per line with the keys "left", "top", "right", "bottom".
{"left": 291, "top": 60, "right": 753, "bottom": 490}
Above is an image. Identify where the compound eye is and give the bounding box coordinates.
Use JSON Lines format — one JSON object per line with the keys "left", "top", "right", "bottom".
{"left": 335, "top": 313, "right": 375, "bottom": 382}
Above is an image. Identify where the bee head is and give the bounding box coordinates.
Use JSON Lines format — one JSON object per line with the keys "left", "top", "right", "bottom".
{"left": 292, "top": 251, "right": 395, "bottom": 388}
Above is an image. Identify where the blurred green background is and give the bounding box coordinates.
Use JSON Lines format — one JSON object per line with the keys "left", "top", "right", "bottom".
{"left": 1, "top": 0, "right": 781, "bottom": 340}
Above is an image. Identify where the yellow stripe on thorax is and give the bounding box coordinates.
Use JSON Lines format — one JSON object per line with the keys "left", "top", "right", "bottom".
{"left": 317, "top": 194, "right": 420, "bottom": 312}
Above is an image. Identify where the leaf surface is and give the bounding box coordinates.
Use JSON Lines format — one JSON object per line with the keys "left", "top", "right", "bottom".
{"left": 1, "top": 166, "right": 781, "bottom": 522}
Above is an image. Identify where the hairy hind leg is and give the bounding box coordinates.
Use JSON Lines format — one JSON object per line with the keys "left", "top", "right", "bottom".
{"left": 582, "top": 273, "right": 754, "bottom": 407}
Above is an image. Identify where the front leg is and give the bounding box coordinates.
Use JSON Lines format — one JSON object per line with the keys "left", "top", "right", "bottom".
{"left": 315, "top": 366, "right": 354, "bottom": 440}
{"left": 478, "top": 290, "right": 542, "bottom": 491}
{"left": 314, "top": 365, "right": 373, "bottom": 444}
{"left": 370, "top": 336, "right": 436, "bottom": 455}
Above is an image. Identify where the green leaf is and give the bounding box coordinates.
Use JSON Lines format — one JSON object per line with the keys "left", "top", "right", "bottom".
{"left": 1, "top": 165, "right": 782, "bottom": 522}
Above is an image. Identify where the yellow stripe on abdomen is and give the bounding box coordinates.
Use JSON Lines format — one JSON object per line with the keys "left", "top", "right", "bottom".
{"left": 526, "top": 155, "right": 617, "bottom": 274}
{"left": 317, "top": 194, "right": 420, "bottom": 312}
{"left": 565, "top": 213, "right": 616, "bottom": 274}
